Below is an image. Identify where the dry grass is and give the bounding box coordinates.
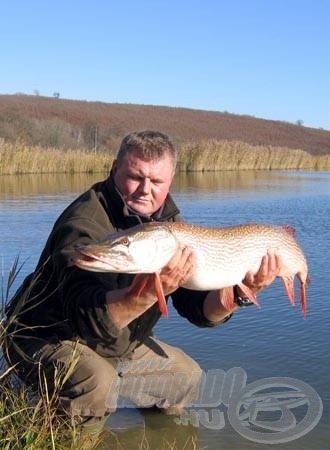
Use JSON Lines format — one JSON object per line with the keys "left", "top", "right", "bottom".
{"left": 0, "top": 259, "right": 102, "bottom": 449}
{"left": 0, "top": 140, "right": 114, "bottom": 175}
{"left": 178, "top": 139, "right": 330, "bottom": 171}
{"left": 1, "top": 139, "right": 329, "bottom": 175}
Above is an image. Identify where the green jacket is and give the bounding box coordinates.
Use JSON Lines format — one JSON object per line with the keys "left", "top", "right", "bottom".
{"left": 6, "top": 173, "right": 225, "bottom": 358}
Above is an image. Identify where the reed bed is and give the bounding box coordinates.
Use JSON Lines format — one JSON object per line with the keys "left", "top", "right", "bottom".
{"left": 0, "top": 140, "right": 114, "bottom": 175}
{"left": 0, "top": 139, "right": 329, "bottom": 176}
{"left": 178, "top": 139, "right": 330, "bottom": 171}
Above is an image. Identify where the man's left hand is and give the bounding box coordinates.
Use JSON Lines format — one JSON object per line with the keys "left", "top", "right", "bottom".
{"left": 243, "top": 250, "right": 283, "bottom": 294}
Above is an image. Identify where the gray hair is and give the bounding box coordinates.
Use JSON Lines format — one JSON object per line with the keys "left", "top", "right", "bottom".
{"left": 116, "top": 130, "right": 177, "bottom": 167}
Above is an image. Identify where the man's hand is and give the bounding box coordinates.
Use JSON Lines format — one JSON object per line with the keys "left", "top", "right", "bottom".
{"left": 243, "top": 249, "right": 283, "bottom": 294}
{"left": 158, "top": 245, "right": 195, "bottom": 295}
{"left": 107, "top": 245, "right": 196, "bottom": 328}
{"left": 203, "top": 249, "right": 284, "bottom": 323}
{"left": 130, "top": 244, "right": 195, "bottom": 298}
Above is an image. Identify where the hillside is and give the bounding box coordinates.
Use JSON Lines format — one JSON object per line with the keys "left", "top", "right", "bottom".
{"left": 0, "top": 94, "right": 329, "bottom": 155}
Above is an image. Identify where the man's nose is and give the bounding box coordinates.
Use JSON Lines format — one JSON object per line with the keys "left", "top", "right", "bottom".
{"left": 140, "top": 178, "right": 151, "bottom": 194}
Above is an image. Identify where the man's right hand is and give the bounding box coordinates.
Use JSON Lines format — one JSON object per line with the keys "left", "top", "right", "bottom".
{"left": 106, "top": 245, "right": 195, "bottom": 328}
{"left": 157, "top": 245, "right": 195, "bottom": 295}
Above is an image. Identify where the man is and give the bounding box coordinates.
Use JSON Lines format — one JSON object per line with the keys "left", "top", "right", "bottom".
{"left": 4, "top": 130, "right": 282, "bottom": 435}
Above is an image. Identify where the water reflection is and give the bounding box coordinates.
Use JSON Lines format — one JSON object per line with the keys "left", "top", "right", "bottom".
{"left": 0, "top": 173, "right": 105, "bottom": 199}
{"left": 100, "top": 409, "right": 197, "bottom": 449}
{"left": 2, "top": 170, "right": 327, "bottom": 200}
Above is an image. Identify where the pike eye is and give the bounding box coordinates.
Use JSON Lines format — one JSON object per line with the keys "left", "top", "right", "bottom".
{"left": 119, "top": 237, "right": 130, "bottom": 246}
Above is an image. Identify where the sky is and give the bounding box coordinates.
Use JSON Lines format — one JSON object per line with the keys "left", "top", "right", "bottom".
{"left": 0, "top": 0, "right": 329, "bottom": 130}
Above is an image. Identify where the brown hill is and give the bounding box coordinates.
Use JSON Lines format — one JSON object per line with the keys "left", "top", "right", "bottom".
{"left": 0, "top": 94, "right": 329, "bottom": 155}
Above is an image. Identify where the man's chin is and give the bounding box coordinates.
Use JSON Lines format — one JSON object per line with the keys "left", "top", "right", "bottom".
{"left": 127, "top": 201, "right": 154, "bottom": 216}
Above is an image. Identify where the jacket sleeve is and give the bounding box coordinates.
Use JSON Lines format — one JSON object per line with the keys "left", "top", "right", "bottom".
{"left": 52, "top": 217, "right": 132, "bottom": 343}
{"left": 171, "top": 288, "right": 233, "bottom": 327}
{"left": 60, "top": 267, "right": 132, "bottom": 342}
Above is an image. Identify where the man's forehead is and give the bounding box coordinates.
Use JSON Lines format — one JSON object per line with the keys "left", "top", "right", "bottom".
{"left": 122, "top": 150, "right": 174, "bottom": 168}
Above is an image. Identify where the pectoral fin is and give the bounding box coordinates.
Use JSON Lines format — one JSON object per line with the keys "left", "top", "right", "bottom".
{"left": 237, "top": 283, "right": 259, "bottom": 307}
{"left": 128, "top": 273, "right": 168, "bottom": 317}
{"left": 219, "top": 287, "right": 235, "bottom": 311}
{"left": 281, "top": 276, "right": 295, "bottom": 306}
{"left": 219, "top": 284, "right": 259, "bottom": 311}
{"left": 300, "top": 282, "right": 307, "bottom": 319}
{"left": 154, "top": 272, "right": 168, "bottom": 317}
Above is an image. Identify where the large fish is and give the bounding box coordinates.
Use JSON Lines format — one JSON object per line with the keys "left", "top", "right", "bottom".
{"left": 73, "top": 222, "right": 309, "bottom": 318}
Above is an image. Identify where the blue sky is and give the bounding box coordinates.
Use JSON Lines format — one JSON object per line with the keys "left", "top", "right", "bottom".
{"left": 1, "top": 0, "right": 329, "bottom": 130}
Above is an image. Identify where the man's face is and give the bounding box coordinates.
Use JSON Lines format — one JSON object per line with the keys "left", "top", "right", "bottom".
{"left": 113, "top": 149, "right": 175, "bottom": 216}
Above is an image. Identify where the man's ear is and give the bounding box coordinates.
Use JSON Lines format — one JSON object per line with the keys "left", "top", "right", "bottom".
{"left": 111, "top": 159, "right": 117, "bottom": 173}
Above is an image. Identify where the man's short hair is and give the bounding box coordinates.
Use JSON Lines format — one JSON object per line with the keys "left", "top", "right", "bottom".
{"left": 116, "top": 130, "right": 177, "bottom": 166}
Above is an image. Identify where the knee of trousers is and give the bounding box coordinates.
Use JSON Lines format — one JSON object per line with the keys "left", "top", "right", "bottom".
{"left": 167, "top": 351, "right": 204, "bottom": 406}
{"left": 172, "top": 347, "right": 204, "bottom": 384}
{"left": 178, "top": 358, "right": 203, "bottom": 401}
{"left": 56, "top": 357, "right": 120, "bottom": 418}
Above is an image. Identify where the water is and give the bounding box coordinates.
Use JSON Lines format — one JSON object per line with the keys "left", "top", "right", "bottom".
{"left": 0, "top": 171, "right": 329, "bottom": 449}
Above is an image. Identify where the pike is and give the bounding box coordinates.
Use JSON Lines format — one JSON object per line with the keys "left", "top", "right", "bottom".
{"left": 73, "top": 222, "right": 309, "bottom": 318}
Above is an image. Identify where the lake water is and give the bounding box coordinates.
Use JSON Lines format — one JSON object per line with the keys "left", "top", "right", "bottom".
{"left": 0, "top": 171, "right": 329, "bottom": 449}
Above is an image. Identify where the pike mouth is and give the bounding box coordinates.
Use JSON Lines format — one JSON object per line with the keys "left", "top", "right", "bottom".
{"left": 75, "top": 252, "right": 97, "bottom": 263}
{"left": 72, "top": 249, "right": 112, "bottom": 271}
{"left": 73, "top": 248, "right": 131, "bottom": 273}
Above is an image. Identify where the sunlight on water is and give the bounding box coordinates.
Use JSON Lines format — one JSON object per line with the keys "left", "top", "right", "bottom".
{"left": 1, "top": 170, "right": 329, "bottom": 449}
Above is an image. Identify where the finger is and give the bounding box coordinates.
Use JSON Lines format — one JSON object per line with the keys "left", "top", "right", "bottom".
{"left": 274, "top": 252, "right": 283, "bottom": 273}
{"left": 267, "top": 249, "right": 284, "bottom": 278}
{"left": 181, "top": 246, "right": 194, "bottom": 265}
{"left": 166, "top": 245, "right": 186, "bottom": 270}
{"left": 167, "top": 245, "right": 193, "bottom": 272}
{"left": 243, "top": 270, "right": 255, "bottom": 287}
{"left": 179, "top": 256, "right": 195, "bottom": 284}
{"left": 258, "top": 254, "right": 269, "bottom": 280}
{"left": 267, "top": 249, "right": 277, "bottom": 274}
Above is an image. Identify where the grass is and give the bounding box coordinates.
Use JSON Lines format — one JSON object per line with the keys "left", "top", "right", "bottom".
{"left": 0, "top": 258, "right": 101, "bottom": 450}
{"left": 0, "top": 140, "right": 113, "bottom": 175}
{"left": 178, "top": 139, "right": 330, "bottom": 171}
{"left": 1, "top": 139, "right": 329, "bottom": 175}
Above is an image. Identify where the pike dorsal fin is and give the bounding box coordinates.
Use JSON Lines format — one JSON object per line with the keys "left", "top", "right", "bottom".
{"left": 282, "top": 224, "right": 296, "bottom": 237}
